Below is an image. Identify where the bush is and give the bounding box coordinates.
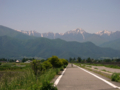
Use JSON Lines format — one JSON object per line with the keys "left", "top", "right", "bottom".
{"left": 31, "top": 60, "right": 42, "bottom": 76}
{"left": 42, "top": 61, "right": 52, "bottom": 69}
{"left": 40, "top": 81, "right": 58, "bottom": 90}
{"left": 60, "top": 67, "right": 64, "bottom": 71}
{"left": 48, "top": 56, "right": 63, "bottom": 68}
{"left": 55, "top": 68, "right": 60, "bottom": 74}
{"left": 0, "top": 62, "right": 1, "bottom": 65}
{"left": 111, "top": 73, "right": 120, "bottom": 82}
{"left": 64, "top": 65, "right": 66, "bottom": 68}
{"left": 40, "top": 64, "right": 46, "bottom": 73}
{"left": 61, "top": 59, "right": 68, "bottom": 66}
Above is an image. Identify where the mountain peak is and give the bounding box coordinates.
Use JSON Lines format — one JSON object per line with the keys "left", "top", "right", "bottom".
{"left": 65, "top": 28, "right": 86, "bottom": 34}
{"left": 95, "top": 30, "right": 113, "bottom": 36}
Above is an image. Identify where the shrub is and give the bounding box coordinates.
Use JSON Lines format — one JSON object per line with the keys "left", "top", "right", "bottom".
{"left": 61, "top": 59, "right": 68, "bottom": 66}
{"left": 111, "top": 73, "right": 120, "bottom": 82}
{"left": 40, "top": 81, "right": 58, "bottom": 90}
{"left": 42, "top": 61, "right": 52, "bottom": 69}
{"left": 31, "top": 60, "right": 42, "bottom": 76}
{"left": 60, "top": 68, "right": 64, "bottom": 71}
{"left": 60, "top": 67, "right": 64, "bottom": 71}
{"left": 40, "top": 64, "right": 46, "bottom": 73}
{"left": 55, "top": 68, "right": 60, "bottom": 74}
{"left": 48, "top": 56, "right": 63, "bottom": 68}
{"left": 0, "top": 62, "right": 1, "bottom": 65}
{"left": 64, "top": 65, "right": 66, "bottom": 68}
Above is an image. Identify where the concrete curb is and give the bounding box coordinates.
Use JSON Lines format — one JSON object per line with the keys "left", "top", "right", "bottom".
{"left": 54, "top": 68, "right": 66, "bottom": 86}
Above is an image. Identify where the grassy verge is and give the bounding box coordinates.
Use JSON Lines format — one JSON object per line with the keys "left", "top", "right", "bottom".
{"left": 111, "top": 73, "right": 120, "bottom": 82}
{"left": 0, "top": 67, "right": 61, "bottom": 90}
{"left": 81, "top": 63, "right": 120, "bottom": 69}
{"left": 0, "top": 56, "right": 68, "bottom": 90}
{"left": 0, "top": 63, "right": 30, "bottom": 71}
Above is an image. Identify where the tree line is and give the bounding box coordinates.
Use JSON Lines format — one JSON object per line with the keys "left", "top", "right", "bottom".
{"left": 69, "top": 57, "right": 120, "bottom": 63}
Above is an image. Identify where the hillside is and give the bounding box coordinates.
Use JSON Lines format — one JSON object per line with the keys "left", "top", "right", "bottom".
{"left": 0, "top": 25, "right": 35, "bottom": 40}
{"left": 100, "top": 39, "right": 120, "bottom": 50}
{"left": 0, "top": 36, "right": 120, "bottom": 59}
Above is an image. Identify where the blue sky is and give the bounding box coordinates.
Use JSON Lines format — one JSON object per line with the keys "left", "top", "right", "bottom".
{"left": 0, "top": 0, "right": 120, "bottom": 33}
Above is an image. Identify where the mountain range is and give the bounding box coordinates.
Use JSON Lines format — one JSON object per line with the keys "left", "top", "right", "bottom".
{"left": 0, "top": 25, "right": 120, "bottom": 59}
{"left": 15, "top": 28, "right": 120, "bottom": 46}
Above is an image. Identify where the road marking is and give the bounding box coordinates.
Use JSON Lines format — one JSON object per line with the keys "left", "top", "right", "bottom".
{"left": 74, "top": 64, "right": 120, "bottom": 89}
{"left": 54, "top": 68, "right": 66, "bottom": 86}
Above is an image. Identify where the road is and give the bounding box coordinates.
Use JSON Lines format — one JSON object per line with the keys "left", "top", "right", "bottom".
{"left": 57, "top": 64, "right": 119, "bottom": 90}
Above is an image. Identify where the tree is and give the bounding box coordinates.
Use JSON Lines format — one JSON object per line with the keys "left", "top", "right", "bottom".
{"left": 60, "top": 59, "right": 68, "bottom": 66}
{"left": 77, "top": 57, "right": 82, "bottom": 63}
{"left": 48, "top": 56, "right": 63, "bottom": 68}
{"left": 31, "top": 60, "right": 43, "bottom": 80}
{"left": 22, "top": 58, "right": 27, "bottom": 62}
{"left": 42, "top": 61, "right": 52, "bottom": 69}
{"left": 86, "top": 57, "right": 92, "bottom": 63}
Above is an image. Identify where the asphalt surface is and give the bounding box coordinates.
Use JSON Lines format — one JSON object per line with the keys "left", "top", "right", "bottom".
{"left": 57, "top": 64, "right": 119, "bottom": 90}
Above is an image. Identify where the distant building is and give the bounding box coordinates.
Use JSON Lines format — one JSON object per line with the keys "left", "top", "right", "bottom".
{"left": 24, "top": 60, "right": 32, "bottom": 63}
{"left": 16, "top": 60, "right": 20, "bottom": 63}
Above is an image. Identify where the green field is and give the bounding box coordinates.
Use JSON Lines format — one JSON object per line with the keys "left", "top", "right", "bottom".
{"left": 0, "top": 56, "right": 68, "bottom": 90}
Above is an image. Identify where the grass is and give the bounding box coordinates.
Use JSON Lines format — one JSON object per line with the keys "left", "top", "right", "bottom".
{"left": 111, "top": 73, "right": 120, "bottom": 82}
{"left": 86, "top": 66, "right": 92, "bottom": 68}
{"left": 94, "top": 67, "right": 98, "bottom": 69}
{"left": 82, "top": 63, "right": 120, "bottom": 69}
{"left": 101, "top": 69, "right": 107, "bottom": 72}
{"left": 0, "top": 67, "right": 60, "bottom": 90}
{"left": 0, "top": 62, "right": 62, "bottom": 90}
{"left": 0, "top": 63, "right": 30, "bottom": 71}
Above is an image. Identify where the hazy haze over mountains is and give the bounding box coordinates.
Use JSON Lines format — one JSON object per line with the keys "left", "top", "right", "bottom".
{"left": 15, "top": 28, "right": 120, "bottom": 46}
{"left": 0, "top": 25, "right": 120, "bottom": 59}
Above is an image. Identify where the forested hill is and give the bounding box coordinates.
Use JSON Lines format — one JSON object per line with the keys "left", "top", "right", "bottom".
{"left": 0, "top": 35, "right": 120, "bottom": 59}
{"left": 0, "top": 25, "right": 35, "bottom": 40}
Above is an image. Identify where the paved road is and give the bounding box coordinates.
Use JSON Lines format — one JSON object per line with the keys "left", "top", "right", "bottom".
{"left": 57, "top": 64, "right": 119, "bottom": 90}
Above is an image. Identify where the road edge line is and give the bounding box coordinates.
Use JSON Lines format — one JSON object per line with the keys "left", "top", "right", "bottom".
{"left": 74, "top": 64, "right": 120, "bottom": 89}
{"left": 54, "top": 68, "right": 66, "bottom": 86}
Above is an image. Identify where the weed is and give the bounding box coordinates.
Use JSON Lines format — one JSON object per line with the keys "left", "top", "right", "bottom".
{"left": 111, "top": 73, "right": 120, "bottom": 82}
{"left": 94, "top": 67, "right": 98, "bottom": 69}
{"left": 40, "top": 81, "right": 57, "bottom": 90}
{"left": 86, "top": 66, "right": 92, "bottom": 68}
{"left": 102, "top": 69, "right": 106, "bottom": 72}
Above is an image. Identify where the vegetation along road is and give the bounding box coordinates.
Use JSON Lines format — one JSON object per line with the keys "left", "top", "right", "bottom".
{"left": 57, "top": 64, "right": 120, "bottom": 90}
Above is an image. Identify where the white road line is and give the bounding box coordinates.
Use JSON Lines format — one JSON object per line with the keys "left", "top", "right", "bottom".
{"left": 54, "top": 68, "right": 66, "bottom": 86}
{"left": 74, "top": 64, "right": 120, "bottom": 89}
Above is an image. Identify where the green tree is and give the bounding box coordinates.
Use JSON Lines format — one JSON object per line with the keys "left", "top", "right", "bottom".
{"left": 48, "top": 56, "right": 63, "bottom": 68}
{"left": 77, "top": 57, "right": 82, "bottom": 63}
{"left": 60, "top": 59, "right": 68, "bottom": 66}
{"left": 31, "top": 60, "right": 44, "bottom": 80}
{"left": 86, "top": 57, "right": 92, "bottom": 63}
{"left": 42, "top": 61, "right": 52, "bottom": 69}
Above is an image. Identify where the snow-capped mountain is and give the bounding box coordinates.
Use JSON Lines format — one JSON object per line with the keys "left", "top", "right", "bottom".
{"left": 64, "top": 28, "right": 86, "bottom": 40}
{"left": 65, "top": 28, "right": 85, "bottom": 34}
{"left": 14, "top": 29, "right": 120, "bottom": 45}
{"left": 95, "top": 30, "right": 115, "bottom": 36}
{"left": 15, "top": 30, "right": 42, "bottom": 37}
